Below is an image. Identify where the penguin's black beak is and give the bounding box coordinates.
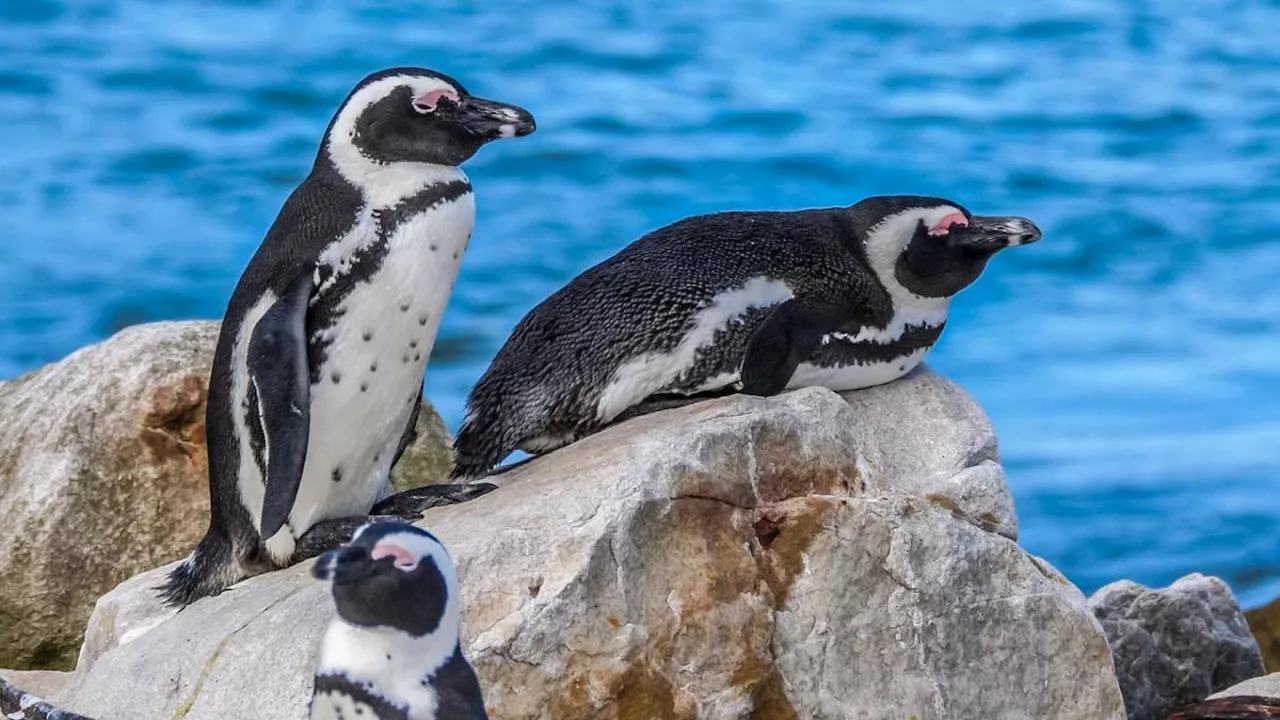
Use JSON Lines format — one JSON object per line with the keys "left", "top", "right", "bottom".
{"left": 955, "top": 215, "right": 1042, "bottom": 251}
{"left": 313, "top": 545, "right": 375, "bottom": 585}
{"left": 449, "top": 95, "right": 536, "bottom": 140}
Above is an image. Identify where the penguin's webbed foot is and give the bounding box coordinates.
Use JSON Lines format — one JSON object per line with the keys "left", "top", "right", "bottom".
{"left": 370, "top": 482, "right": 498, "bottom": 520}
{"left": 294, "top": 515, "right": 400, "bottom": 561}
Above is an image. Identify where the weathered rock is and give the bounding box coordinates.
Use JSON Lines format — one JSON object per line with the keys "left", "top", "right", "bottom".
{"left": 27, "top": 377, "right": 1123, "bottom": 719}
{"left": 0, "top": 669, "right": 75, "bottom": 706}
{"left": 1248, "top": 596, "right": 1280, "bottom": 673}
{"left": 1169, "top": 674, "right": 1280, "bottom": 719}
{"left": 840, "top": 365, "right": 1017, "bottom": 539}
{"left": 1210, "top": 673, "right": 1280, "bottom": 701}
{"left": 0, "top": 675, "right": 90, "bottom": 720}
{"left": 1089, "top": 574, "right": 1266, "bottom": 720}
{"left": 0, "top": 320, "right": 453, "bottom": 671}
{"left": 0, "top": 322, "right": 215, "bottom": 671}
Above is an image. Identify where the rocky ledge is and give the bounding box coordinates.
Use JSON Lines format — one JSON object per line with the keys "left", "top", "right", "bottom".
{"left": 0, "top": 329, "right": 1126, "bottom": 719}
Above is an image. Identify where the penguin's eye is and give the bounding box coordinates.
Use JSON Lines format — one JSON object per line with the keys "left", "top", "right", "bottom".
{"left": 371, "top": 543, "right": 419, "bottom": 571}
{"left": 412, "top": 88, "right": 460, "bottom": 115}
{"left": 927, "top": 212, "right": 969, "bottom": 237}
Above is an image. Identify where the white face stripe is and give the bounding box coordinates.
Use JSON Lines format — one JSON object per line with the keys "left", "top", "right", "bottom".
{"left": 369, "top": 530, "right": 456, "bottom": 576}
{"left": 350, "top": 526, "right": 459, "bottom": 589}
{"left": 326, "top": 74, "right": 463, "bottom": 195}
{"left": 862, "top": 205, "right": 960, "bottom": 314}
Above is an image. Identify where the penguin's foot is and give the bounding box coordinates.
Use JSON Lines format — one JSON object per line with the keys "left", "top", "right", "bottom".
{"left": 294, "top": 515, "right": 402, "bottom": 561}
{"left": 370, "top": 482, "right": 498, "bottom": 519}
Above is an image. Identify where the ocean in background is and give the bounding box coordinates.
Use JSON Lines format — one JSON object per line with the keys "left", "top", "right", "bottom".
{"left": 1, "top": 0, "right": 1278, "bottom": 606}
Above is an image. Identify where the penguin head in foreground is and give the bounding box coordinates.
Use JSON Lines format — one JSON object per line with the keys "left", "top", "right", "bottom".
{"left": 849, "top": 195, "right": 1042, "bottom": 298}
{"left": 313, "top": 521, "right": 458, "bottom": 637}
{"left": 324, "top": 66, "right": 536, "bottom": 170}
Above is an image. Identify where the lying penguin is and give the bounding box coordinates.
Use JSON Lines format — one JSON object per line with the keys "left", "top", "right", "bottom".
{"left": 310, "top": 522, "right": 486, "bottom": 720}
{"left": 160, "top": 67, "right": 535, "bottom": 607}
{"left": 451, "top": 195, "right": 1040, "bottom": 478}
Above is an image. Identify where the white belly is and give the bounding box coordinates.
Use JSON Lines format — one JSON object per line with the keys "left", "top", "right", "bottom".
{"left": 265, "top": 190, "right": 475, "bottom": 561}
{"left": 314, "top": 621, "right": 448, "bottom": 720}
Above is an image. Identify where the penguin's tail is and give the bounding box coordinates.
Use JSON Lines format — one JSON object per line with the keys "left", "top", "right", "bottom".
{"left": 449, "top": 402, "right": 523, "bottom": 482}
{"left": 155, "top": 531, "right": 241, "bottom": 609}
{"left": 0, "top": 676, "right": 94, "bottom": 720}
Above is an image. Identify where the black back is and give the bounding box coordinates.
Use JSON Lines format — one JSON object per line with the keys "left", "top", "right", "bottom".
{"left": 431, "top": 647, "right": 489, "bottom": 720}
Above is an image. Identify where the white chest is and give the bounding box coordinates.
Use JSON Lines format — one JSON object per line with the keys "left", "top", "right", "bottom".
{"left": 313, "top": 621, "right": 453, "bottom": 720}
{"left": 297, "top": 194, "right": 474, "bottom": 517}
{"left": 241, "top": 174, "right": 474, "bottom": 562}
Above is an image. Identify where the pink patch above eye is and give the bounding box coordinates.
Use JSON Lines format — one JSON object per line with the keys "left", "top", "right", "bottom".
{"left": 371, "top": 543, "right": 418, "bottom": 571}
{"left": 412, "top": 89, "right": 459, "bottom": 114}
{"left": 928, "top": 212, "right": 969, "bottom": 236}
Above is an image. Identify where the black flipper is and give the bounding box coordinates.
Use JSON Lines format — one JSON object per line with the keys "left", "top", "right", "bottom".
{"left": 740, "top": 300, "right": 857, "bottom": 396}
{"left": 371, "top": 483, "right": 498, "bottom": 518}
{"left": 250, "top": 273, "right": 315, "bottom": 539}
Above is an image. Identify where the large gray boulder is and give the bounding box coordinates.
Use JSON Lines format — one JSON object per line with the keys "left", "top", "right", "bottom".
{"left": 0, "top": 321, "right": 453, "bottom": 672}
{"left": 4, "top": 370, "right": 1125, "bottom": 719}
{"left": 0, "top": 322, "right": 216, "bottom": 671}
{"left": 1089, "top": 574, "right": 1266, "bottom": 720}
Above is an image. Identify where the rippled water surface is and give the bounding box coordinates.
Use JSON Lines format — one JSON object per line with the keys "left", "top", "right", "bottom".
{"left": 2, "top": 0, "right": 1278, "bottom": 605}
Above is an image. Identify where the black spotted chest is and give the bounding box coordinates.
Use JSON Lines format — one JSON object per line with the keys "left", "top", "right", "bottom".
{"left": 281, "top": 184, "right": 475, "bottom": 524}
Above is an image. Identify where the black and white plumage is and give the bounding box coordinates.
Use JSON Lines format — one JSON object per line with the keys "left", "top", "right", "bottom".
{"left": 0, "top": 678, "right": 92, "bottom": 720}
{"left": 309, "top": 522, "right": 486, "bottom": 720}
{"left": 160, "top": 67, "right": 534, "bottom": 607}
{"left": 452, "top": 196, "right": 1040, "bottom": 478}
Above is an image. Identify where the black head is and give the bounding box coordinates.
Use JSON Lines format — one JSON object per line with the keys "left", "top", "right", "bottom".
{"left": 847, "top": 195, "right": 1042, "bottom": 299}
{"left": 323, "top": 66, "right": 536, "bottom": 172}
{"left": 312, "top": 521, "right": 457, "bottom": 637}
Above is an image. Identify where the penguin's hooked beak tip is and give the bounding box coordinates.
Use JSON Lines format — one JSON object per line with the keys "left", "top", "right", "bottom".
{"left": 966, "top": 215, "right": 1042, "bottom": 249}
{"left": 453, "top": 95, "right": 536, "bottom": 140}
{"left": 313, "top": 545, "right": 374, "bottom": 584}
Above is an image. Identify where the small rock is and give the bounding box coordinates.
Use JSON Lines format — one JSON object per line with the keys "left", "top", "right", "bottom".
{"left": 1171, "top": 672, "right": 1280, "bottom": 719}
{"left": 1209, "top": 672, "right": 1280, "bottom": 701}
{"left": 1089, "top": 574, "right": 1266, "bottom": 720}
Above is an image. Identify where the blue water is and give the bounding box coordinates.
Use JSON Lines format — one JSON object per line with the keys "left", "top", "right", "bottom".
{"left": 2, "top": 1, "right": 1279, "bottom": 607}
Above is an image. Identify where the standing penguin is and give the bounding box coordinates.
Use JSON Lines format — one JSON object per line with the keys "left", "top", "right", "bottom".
{"left": 310, "top": 522, "right": 486, "bottom": 720}
{"left": 160, "top": 67, "right": 535, "bottom": 607}
{"left": 452, "top": 196, "right": 1040, "bottom": 478}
